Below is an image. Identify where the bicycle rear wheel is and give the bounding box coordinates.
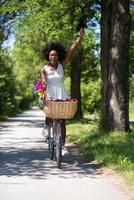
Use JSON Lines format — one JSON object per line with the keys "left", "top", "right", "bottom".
{"left": 55, "top": 122, "right": 62, "bottom": 168}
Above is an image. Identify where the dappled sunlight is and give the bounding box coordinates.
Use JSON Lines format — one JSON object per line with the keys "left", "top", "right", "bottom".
{"left": 0, "top": 107, "right": 103, "bottom": 181}
{"left": 0, "top": 142, "right": 103, "bottom": 180}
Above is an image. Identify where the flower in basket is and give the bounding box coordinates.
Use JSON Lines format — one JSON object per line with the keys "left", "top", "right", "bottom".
{"left": 33, "top": 80, "right": 46, "bottom": 99}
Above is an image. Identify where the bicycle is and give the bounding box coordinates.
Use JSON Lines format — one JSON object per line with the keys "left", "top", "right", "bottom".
{"left": 42, "top": 118, "right": 62, "bottom": 168}
{"left": 43, "top": 99, "right": 78, "bottom": 168}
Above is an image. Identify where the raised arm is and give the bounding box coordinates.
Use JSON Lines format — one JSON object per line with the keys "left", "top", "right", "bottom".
{"left": 62, "top": 28, "right": 85, "bottom": 67}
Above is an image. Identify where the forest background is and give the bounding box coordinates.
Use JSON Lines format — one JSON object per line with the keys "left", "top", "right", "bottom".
{"left": 0, "top": 0, "right": 134, "bottom": 125}
{"left": 0, "top": 0, "right": 101, "bottom": 118}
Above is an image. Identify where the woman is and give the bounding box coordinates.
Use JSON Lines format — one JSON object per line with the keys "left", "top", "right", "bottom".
{"left": 40, "top": 28, "right": 84, "bottom": 153}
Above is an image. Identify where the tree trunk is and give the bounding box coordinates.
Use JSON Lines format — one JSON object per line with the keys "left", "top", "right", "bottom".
{"left": 100, "top": 0, "right": 131, "bottom": 131}
{"left": 100, "top": 0, "right": 112, "bottom": 130}
{"left": 70, "top": 51, "right": 82, "bottom": 118}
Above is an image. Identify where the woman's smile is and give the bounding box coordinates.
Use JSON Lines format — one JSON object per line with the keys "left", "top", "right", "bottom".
{"left": 49, "top": 50, "right": 59, "bottom": 65}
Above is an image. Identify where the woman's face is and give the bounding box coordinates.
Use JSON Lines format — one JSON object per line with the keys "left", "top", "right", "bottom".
{"left": 49, "top": 50, "right": 59, "bottom": 65}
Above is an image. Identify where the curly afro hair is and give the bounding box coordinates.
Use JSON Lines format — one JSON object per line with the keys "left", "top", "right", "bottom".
{"left": 43, "top": 42, "right": 66, "bottom": 62}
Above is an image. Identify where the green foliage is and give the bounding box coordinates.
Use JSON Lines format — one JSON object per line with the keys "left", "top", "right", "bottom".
{"left": 81, "top": 31, "right": 100, "bottom": 81}
{"left": 129, "top": 102, "right": 134, "bottom": 119}
{"left": 11, "top": 42, "right": 42, "bottom": 110}
{"left": 81, "top": 79, "right": 101, "bottom": 113}
{"left": 0, "top": 50, "right": 17, "bottom": 116}
{"left": 67, "top": 117, "right": 134, "bottom": 187}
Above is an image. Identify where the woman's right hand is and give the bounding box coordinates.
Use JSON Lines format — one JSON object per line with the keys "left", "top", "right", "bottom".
{"left": 43, "top": 92, "right": 47, "bottom": 100}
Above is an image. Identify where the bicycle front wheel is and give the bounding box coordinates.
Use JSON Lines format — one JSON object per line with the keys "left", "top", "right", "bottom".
{"left": 55, "top": 123, "right": 62, "bottom": 168}
{"left": 48, "top": 123, "right": 54, "bottom": 160}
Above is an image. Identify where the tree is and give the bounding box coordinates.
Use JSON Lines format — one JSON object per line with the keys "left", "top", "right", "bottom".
{"left": 100, "top": 0, "right": 131, "bottom": 131}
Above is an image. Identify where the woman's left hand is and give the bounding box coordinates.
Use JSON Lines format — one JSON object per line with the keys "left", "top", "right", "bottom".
{"left": 79, "top": 27, "right": 85, "bottom": 38}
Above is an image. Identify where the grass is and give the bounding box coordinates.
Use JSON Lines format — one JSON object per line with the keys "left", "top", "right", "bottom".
{"left": 66, "top": 115, "right": 134, "bottom": 188}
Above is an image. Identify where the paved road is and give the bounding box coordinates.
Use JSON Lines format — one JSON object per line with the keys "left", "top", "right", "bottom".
{"left": 0, "top": 107, "right": 133, "bottom": 200}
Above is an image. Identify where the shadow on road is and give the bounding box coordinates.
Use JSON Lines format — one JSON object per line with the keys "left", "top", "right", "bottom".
{"left": 0, "top": 144, "right": 102, "bottom": 180}
{"left": 0, "top": 107, "right": 103, "bottom": 180}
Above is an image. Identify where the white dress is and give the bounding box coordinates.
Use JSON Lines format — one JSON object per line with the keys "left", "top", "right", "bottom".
{"left": 44, "top": 63, "right": 69, "bottom": 100}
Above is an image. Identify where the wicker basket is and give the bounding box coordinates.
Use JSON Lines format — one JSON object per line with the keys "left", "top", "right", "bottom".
{"left": 44, "top": 100, "right": 78, "bottom": 119}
